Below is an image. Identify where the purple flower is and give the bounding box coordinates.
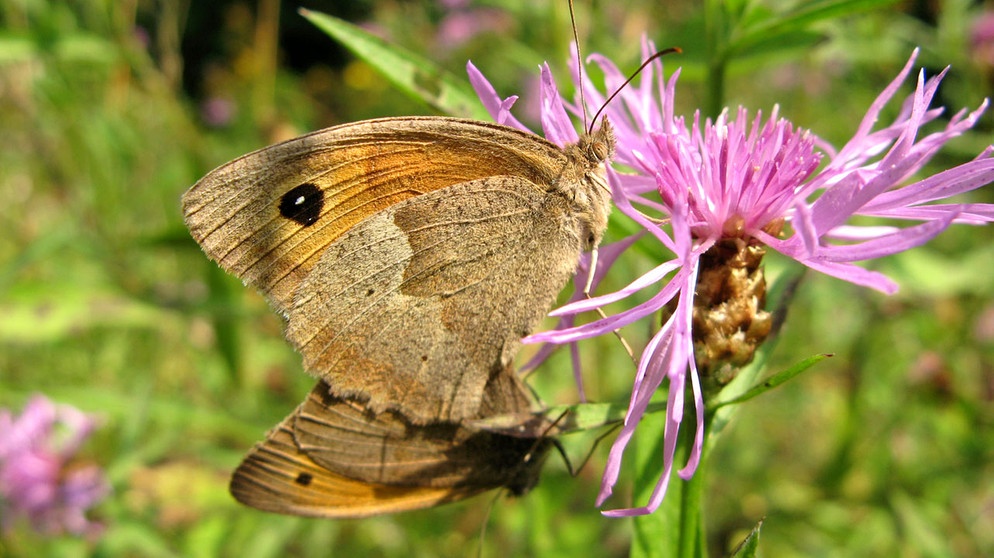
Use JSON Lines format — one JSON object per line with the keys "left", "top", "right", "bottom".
{"left": 470, "top": 46, "right": 994, "bottom": 516}
{"left": 435, "top": 1, "right": 511, "bottom": 49}
{"left": 972, "top": 12, "right": 994, "bottom": 67}
{"left": 0, "top": 395, "right": 109, "bottom": 536}
{"left": 200, "top": 97, "right": 236, "bottom": 128}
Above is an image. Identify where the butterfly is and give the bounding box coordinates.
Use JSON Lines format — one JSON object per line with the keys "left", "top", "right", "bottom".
{"left": 182, "top": 116, "right": 614, "bottom": 516}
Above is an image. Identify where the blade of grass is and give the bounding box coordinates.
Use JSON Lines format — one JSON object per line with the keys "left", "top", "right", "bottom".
{"left": 709, "top": 353, "right": 831, "bottom": 411}
{"left": 300, "top": 9, "right": 489, "bottom": 119}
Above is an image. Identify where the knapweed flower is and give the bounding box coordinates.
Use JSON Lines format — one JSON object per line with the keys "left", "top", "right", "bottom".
{"left": 0, "top": 395, "right": 109, "bottom": 536}
{"left": 469, "top": 46, "right": 994, "bottom": 516}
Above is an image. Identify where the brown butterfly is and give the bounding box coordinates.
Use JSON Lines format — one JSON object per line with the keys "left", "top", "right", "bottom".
{"left": 182, "top": 116, "right": 614, "bottom": 516}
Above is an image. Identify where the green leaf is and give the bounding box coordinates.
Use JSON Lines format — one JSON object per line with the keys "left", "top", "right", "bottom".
{"left": 886, "top": 244, "right": 994, "bottom": 296}
{"left": 0, "top": 33, "right": 35, "bottom": 63}
{"left": 502, "top": 400, "right": 670, "bottom": 435}
{"left": 184, "top": 514, "right": 231, "bottom": 558}
{"left": 630, "top": 408, "right": 678, "bottom": 558}
{"left": 300, "top": 9, "right": 489, "bottom": 119}
{"left": 547, "top": 401, "right": 625, "bottom": 431}
{"left": 728, "top": 0, "right": 902, "bottom": 59}
{"left": 203, "top": 261, "right": 245, "bottom": 384}
{"left": 729, "top": 519, "right": 763, "bottom": 558}
{"left": 709, "top": 353, "right": 831, "bottom": 411}
{"left": 98, "top": 520, "right": 176, "bottom": 558}
{"left": 0, "top": 282, "right": 177, "bottom": 344}
{"left": 728, "top": 29, "right": 826, "bottom": 61}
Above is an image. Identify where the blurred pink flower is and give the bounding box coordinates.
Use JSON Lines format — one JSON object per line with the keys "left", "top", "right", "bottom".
{"left": 0, "top": 395, "right": 109, "bottom": 536}
{"left": 971, "top": 12, "right": 994, "bottom": 67}
{"left": 436, "top": 1, "right": 511, "bottom": 48}
{"left": 200, "top": 97, "right": 236, "bottom": 128}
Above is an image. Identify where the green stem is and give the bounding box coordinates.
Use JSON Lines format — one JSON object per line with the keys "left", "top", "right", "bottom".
{"left": 703, "top": 0, "right": 727, "bottom": 118}
{"left": 678, "top": 436, "right": 707, "bottom": 558}
{"left": 705, "top": 59, "right": 725, "bottom": 120}
{"left": 677, "top": 406, "right": 709, "bottom": 558}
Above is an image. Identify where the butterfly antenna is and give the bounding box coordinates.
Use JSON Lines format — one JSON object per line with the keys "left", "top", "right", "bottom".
{"left": 539, "top": 409, "right": 575, "bottom": 474}
{"left": 523, "top": 407, "right": 570, "bottom": 462}
{"left": 573, "top": 422, "right": 623, "bottom": 476}
{"left": 550, "top": 413, "right": 622, "bottom": 478}
{"left": 551, "top": 439, "right": 576, "bottom": 476}
{"left": 568, "top": 0, "right": 590, "bottom": 132}
{"left": 589, "top": 47, "right": 682, "bottom": 128}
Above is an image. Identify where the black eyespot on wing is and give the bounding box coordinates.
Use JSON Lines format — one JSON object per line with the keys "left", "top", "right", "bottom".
{"left": 279, "top": 183, "right": 323, "bottom": 226}
{"left": 295, "top": 472, "right": 313, "bottom": 486}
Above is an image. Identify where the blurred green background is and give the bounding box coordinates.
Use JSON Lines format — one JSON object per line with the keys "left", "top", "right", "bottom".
{"left": 1, "top": 0, "right": 992, "bottom": 556}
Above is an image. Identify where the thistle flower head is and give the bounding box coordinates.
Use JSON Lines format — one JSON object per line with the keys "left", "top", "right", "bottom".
{"left": 469, "top": 46, "right": 994, "bottom": 516}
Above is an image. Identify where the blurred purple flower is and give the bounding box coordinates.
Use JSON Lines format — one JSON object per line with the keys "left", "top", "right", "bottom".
{"left": 436, "top": 1, "right": 510, "bottom": 49}
{"left": 972, "top": 12, "right": 994, "bottom": 67}
{"left": 200, "top": 97, "right": 236, "bottom": 128}
{"left": 470, "top": 46, "right": 994, "bottom": 516}
{"left": 0, "top": 395, "right": 109, "bottom": 536}
{"left": 132, "top": 26, "right": 150, "bottom": 50}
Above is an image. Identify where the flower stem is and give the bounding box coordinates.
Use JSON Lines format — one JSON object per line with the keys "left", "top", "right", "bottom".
{"left": 677, "top": 404, "right": 708, "bottom": 558}
{"left": 703, "top": 0, "right": 726, "bottom": 118}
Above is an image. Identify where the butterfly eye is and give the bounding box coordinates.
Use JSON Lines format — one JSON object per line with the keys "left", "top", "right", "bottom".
{"left": 591, "top": 140, "right": 609, "bottom": 162}
{"left": 279, "top": 183, "right": 324, "bottom": 226}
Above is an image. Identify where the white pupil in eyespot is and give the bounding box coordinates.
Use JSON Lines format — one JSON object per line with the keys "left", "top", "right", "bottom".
{"left": 295, "top": 196, "right": 306, "bottom": 206}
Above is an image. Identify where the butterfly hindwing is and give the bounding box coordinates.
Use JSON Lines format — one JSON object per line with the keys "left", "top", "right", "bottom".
{"left": 230, "top": 381, "right": 550, "bottom": 518}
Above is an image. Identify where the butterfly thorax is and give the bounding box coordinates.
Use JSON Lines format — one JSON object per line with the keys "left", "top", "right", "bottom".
{"left": 556, "top": 119, "right": 616, "bottom": 252}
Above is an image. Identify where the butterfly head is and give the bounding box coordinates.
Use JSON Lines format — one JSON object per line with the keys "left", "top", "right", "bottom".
{"left": 580, "top": 118, "right": 616, "bottom": 167}
{"left": 560, "top": 118, "right": 615, "bottom": 252}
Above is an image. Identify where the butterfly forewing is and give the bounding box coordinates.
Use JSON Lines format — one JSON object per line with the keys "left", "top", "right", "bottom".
{"left": 182, "top": 117, "right": 567, "bottom": 314}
